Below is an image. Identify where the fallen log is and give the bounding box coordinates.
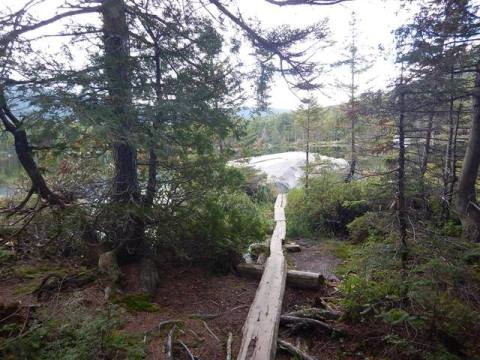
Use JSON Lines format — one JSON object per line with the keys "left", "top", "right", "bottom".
{"left": 280, "top": 315, "right": 346, "bottom": 337}
{"left": 237, "top": 193, "right": 287, "bottom": 360}
{"left": 277, "top": 339, "right": 317, "bottom": 360}
{"left": 284, "top": 243, "right": 301, "bottom": 252}
{"left": 236, "top": 263, "right": 324, "bottom": 290}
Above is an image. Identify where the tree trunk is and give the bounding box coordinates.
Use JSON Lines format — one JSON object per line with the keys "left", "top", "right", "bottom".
{"left": 346, "top": 36, "right": 356, "bottom": 183}
{"left": 420, "top": 111, "right": 434, "bottom": 179}
{"left": 102, "top": 0, "right": 144, "bottom": 257}
{"left": 0, "top": 88, "right": 64, "bottom": 207}
{"left": 442, "top": 84, "right": 456, "bottom": 220}
{"left": 448, "top": 103, "right": 462, "bottom": 207}
{"left": 144, "top": 147, "right": 157, "bottom": 207}
{"left": 456, "top": 62, "right": 480, "bottom": 242}
{"left": 305, "top": 108, "right": 310, "bottom": 190}
{"left": 397, "top": 72, "right": 408, "bottom": 295}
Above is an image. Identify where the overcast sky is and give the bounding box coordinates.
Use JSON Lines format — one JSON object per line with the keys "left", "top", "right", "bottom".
{"left": 1, "top": 0, "right": 413, "bottom": 110}
{"left": 235, "top": 0, "right": 413, "bottom": 109}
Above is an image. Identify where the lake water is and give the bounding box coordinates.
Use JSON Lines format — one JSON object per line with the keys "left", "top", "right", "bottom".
{"left": 0, "top": 150, "right": 21, "bottom": 198}
{"left": 230, "top": 151, "right": 348, "bottom": 191}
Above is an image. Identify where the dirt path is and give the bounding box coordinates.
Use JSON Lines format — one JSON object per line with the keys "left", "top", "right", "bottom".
{"left": 287, "top": 238, "right": 342, "bottom": 281}
{"left": 121, "top": 264, "right": 328, "bottom": 360}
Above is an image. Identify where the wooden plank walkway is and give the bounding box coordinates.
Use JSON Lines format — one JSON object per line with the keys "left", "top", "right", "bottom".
{"left": 237, "top": 193, "right": 287, "bottom": 360}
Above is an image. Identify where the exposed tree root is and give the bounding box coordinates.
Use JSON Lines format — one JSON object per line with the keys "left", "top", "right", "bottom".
{"left": 32, "top": 271, "right": 95, "bottom": 301}
{"left": 278, "top": 339, "right": 317, "bottom": 360}
{"left": 280, "top": 315, "right": 346, "bottom": 337}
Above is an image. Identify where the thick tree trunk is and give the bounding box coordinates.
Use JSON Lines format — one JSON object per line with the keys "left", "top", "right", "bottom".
{"left": 456, "top": 63, "right": 480, "bottom": 242}
{"left": 102, "top": 0, "right": 144, "bottom": 259}
{"left": 102, "top": 0, "right": 139, "bottom": 204}
{"left": 101, "top": 0, "right": 160, "bottom": 296}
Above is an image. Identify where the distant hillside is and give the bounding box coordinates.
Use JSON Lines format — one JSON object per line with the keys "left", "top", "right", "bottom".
{"left": 237, "top": 107, "right": 291, "bottom": 119}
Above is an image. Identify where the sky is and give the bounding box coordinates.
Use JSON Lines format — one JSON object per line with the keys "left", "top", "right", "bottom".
{"left": 235, "top": 0, "right": 413, "bottom": 109}
{"left": 1, "top": 0, "right": 414, "bottom": 110}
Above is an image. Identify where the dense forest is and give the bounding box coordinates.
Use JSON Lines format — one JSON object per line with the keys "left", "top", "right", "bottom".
{"left": 1, "top": 0, "right": 480, "bottom": 359}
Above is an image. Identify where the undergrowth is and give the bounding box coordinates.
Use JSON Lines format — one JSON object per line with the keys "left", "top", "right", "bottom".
{"left": 1, "top": 303, "right": 146, "bottom": 359}
{"left": 287, "top": 172, "right": 480, "bottom": 359}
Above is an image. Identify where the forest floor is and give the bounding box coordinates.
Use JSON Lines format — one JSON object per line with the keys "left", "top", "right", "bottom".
{"left": 0, "top": 238, "right": 388, "bottom": 360}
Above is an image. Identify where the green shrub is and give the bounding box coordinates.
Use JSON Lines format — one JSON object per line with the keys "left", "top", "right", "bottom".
{"left": 166, "top": 190, "right": 270, "bottom": 271}
{"left": 347, "top": 212, "right": 388, "bottom": 243}
{"left": 285, "top": 188, "right": 311, "bottom": 237}
{"left": 287, "top": 172, "right": 388, "bottom": 237}
{"left": 441, "top": 219, "right": 463, "bottom": 237}
{"left": 340, "top": 273, "right": 402, "bottom": 321}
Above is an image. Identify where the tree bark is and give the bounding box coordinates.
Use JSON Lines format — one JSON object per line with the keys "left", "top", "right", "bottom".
{"left": 397, "top": 72, "right": 408, "bottom": 294}
{"left": 0, "top": 88, "right": 64, "bottom": 207}
{"left": 236, "top": 263, "right": 324, "bottom": 290}
{"left": 420, "top": 111, "right": 434, "bottom": 179}
{"left": 102, "top": 0, "right": 139, "bottom": 204}
{"left": 101, "top": 0, "right": 144, "bottom": 257}
{"left": 456, "top": 62, "right": 480, "bottom": 242}
{"left": 442, "top": 70, "right": 456, "bottom": 220}
{"left": 448, "top": 103, "right": 462, "bottom": 207}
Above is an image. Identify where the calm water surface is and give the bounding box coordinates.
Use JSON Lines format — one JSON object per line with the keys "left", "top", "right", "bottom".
{"left": 0, "top": 150, "right": 21, "bottom": 198}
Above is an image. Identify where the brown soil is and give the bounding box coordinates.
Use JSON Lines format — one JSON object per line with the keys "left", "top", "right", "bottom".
{"left": 120, "top": 264, "right": 336, "bottom": 360}
{"left": 287, "top": 238, "right": 342, "bottom": 281}
{"left": 1, "top": 242, "right": 379, "bottom": 359}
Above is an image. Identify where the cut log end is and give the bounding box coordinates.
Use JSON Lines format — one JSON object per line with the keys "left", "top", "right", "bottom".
{"left": 285, "top": 243, "right": 301, "bottom": 252}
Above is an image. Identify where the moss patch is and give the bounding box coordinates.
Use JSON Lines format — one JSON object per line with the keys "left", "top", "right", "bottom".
{"left": 0, "top": 247, "right": 15, "bottom": 262}
{"left": 15, "top": 263, "right": 70, "bottom": 279}
{"left": 113, "top": 293, "right": 160, "bottom": 313}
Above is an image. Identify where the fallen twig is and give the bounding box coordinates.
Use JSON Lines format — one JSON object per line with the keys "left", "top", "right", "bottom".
{"left": 165, "top": 324, "right": 176, "bottom": 360}
{"left": 202, "top": 320, "right": 220, "bottom": 342}
{"left": 177, "top": 340, "right": 195, "bottom": 360}
{"left": 189, "top": 304, "right": 250, "bottom": 321}
{"left": 157, "top": 319, "right": 183, "bottom": 330}
{"left": 226, "top": 332, "right": 233, "bottom": 360}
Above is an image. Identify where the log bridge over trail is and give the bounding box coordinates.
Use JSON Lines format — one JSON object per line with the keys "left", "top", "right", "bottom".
{"left": 237, "top": 193, "right": 288, "bottom": 360}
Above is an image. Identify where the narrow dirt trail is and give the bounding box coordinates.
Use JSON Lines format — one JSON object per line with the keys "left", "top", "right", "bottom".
{"left": 287, "top": 238, "right": 342, "bottom": 281}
